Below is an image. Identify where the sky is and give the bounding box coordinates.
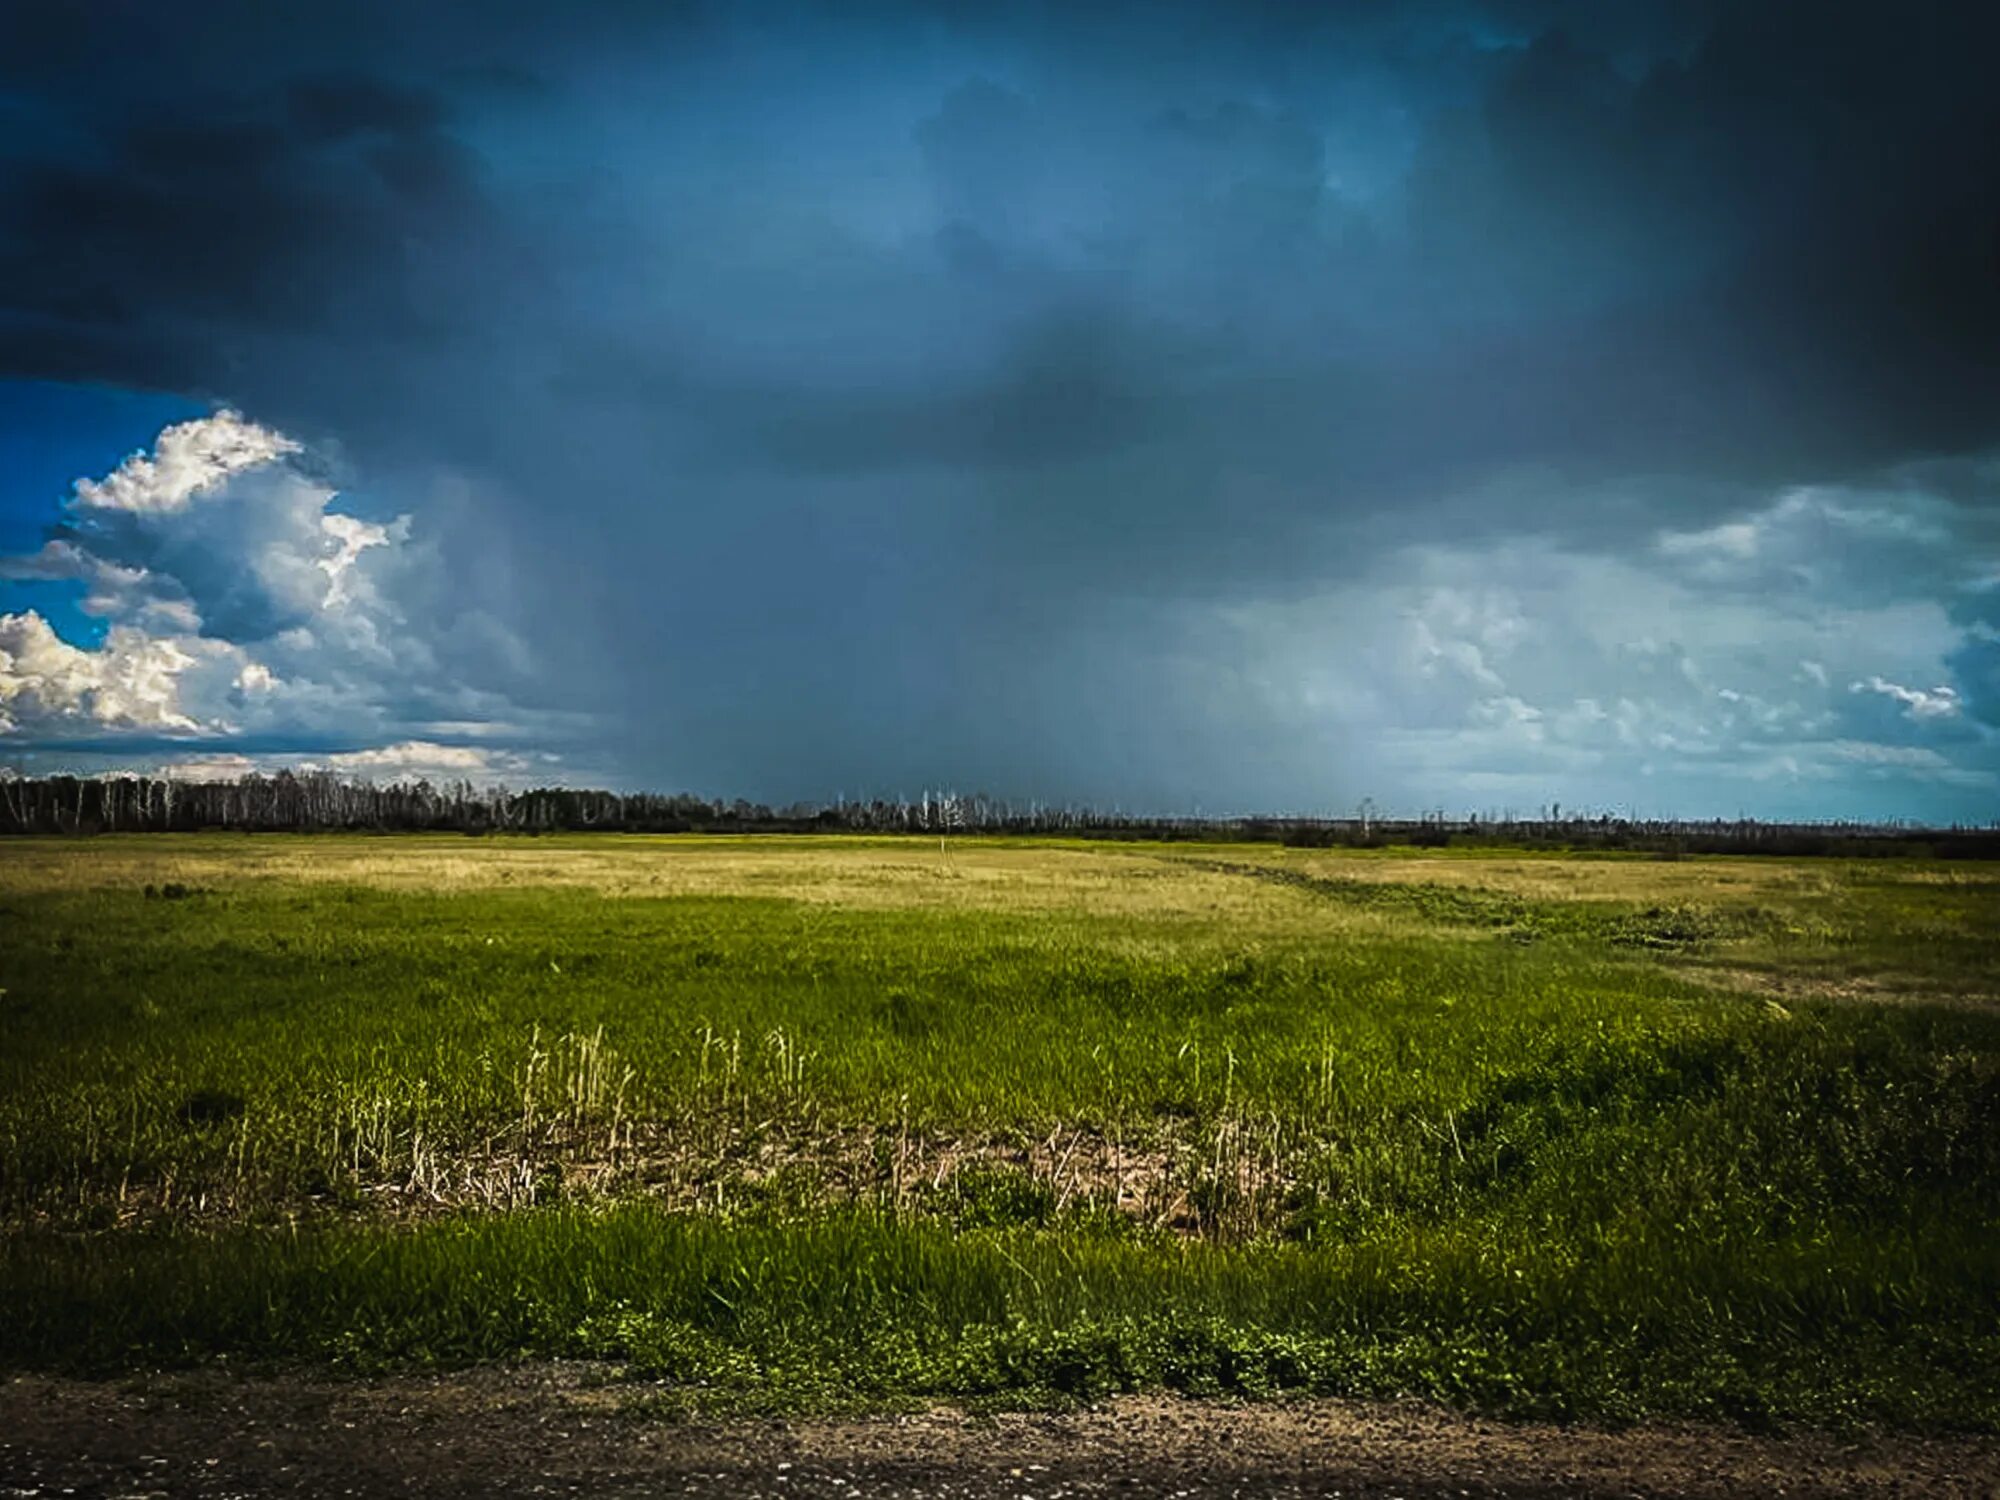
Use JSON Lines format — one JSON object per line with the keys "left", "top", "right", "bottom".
{"left": 0, "top": 0, "right": 1996, "bottom": 821}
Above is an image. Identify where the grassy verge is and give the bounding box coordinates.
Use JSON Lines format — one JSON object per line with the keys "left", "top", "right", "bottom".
{"left": 9, "top": 1206, "right": 1995, "bottom": 1428}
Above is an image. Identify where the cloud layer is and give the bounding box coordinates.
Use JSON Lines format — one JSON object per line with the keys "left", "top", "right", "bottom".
{"left": 0, "top": 2, "right": 1996, "bottom": 815}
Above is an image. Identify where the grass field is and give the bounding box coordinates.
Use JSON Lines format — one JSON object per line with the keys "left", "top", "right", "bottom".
{"left": 2, "top": 834, "right": 1996, "bottom": 1428}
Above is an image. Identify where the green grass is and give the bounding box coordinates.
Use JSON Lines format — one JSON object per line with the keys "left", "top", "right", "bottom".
{"left": 1, "top": 835, "right": 1996, "bottom": 1427}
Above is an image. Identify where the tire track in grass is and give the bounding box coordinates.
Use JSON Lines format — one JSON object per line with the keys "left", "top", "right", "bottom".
{"left": 1161, "top": 856, "right": 1762, "bottom": 950}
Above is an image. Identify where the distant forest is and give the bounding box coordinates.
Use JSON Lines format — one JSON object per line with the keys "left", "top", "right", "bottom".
{"left": 1, "top": 771, "right": 1995, "bottom": 857}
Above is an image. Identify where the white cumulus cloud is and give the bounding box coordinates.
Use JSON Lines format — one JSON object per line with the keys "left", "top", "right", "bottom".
{"left": 325, "top": 741, "right": 508, "bottom": 773}
{"left": 0, "top": 411, "right": 554, "bottom": 775}
{"left": 0, "top": 611, "right": 209, "bottom": 734}
{"left": 70, "top": 409, "right": 300, "bottom": 515}
{"left": 1850, "top": 675, "right": 1961, "bottom": 721}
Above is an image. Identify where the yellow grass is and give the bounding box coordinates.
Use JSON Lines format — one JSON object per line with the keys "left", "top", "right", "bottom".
{"left": 0, "top": 833, "right": 1966, "bottom": 946}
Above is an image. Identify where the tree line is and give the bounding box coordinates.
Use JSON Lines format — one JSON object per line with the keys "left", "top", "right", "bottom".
{"left": 1, "top": 770, "right": 1994, "bottom": 856}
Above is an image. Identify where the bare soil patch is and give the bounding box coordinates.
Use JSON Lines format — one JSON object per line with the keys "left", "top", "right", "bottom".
{"left": 1686, "top": 963, "right": 2000, "bottom": 1011}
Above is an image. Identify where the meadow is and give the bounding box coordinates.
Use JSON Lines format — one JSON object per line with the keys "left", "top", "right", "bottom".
{"left": 1, "top": 833, "right": 1996, "bottom": 1428}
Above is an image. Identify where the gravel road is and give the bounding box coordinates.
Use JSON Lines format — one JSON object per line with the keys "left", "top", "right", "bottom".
{"left": 5, "top": 1368, "right": 1996, "bottom": 1498}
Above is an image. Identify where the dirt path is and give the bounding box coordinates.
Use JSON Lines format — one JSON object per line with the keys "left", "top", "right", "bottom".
{"left": 4, "top": 1367, "right": 1997, "bottom": 1498}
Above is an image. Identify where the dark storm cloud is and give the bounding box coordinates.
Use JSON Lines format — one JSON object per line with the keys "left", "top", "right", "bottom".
{"left": 1, "top": 0, "right": 1996, "bottom": 809}
{"left": 0, "top": 72, "right": 516, "bottom": 386}
{"left": 7, "top": 2, "right": 1994, "bottom": 508}
{"left": 1496, "top": 8, "right": 2000, "bottom": 477}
